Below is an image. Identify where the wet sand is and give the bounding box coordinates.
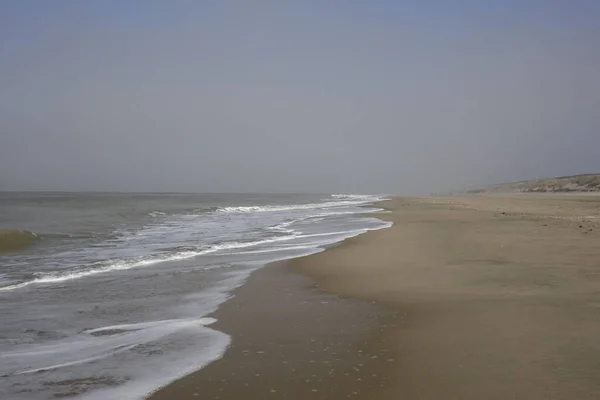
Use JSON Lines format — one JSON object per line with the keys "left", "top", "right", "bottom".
{"left": 149, "top": 261, "right": 400, "bottom": 399}
{"left": 151, "top": 194, "right": 600, "bottom": 399}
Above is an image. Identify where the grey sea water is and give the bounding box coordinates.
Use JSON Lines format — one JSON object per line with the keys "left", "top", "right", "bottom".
{"left": 0, "top": 193, "right": 390, "bottom": 399}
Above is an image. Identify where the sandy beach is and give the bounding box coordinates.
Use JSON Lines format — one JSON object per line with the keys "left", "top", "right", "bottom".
{"left": 151, "top": 194, "right": 600, "bottom": 399}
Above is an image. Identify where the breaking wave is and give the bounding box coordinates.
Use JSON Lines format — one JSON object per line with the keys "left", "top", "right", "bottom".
{"left": 0, "top": 229, "right": 38, "bottom": 253}
{"left": 217, "top": 197, "right": 385, "bottom": 214}
{"left": 0, "top": 234, "right": 299, "bottom": 292}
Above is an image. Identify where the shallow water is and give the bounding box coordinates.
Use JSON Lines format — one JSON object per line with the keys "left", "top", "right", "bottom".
{"left": 0, "top": 192, "right": 390, "bottom": 399}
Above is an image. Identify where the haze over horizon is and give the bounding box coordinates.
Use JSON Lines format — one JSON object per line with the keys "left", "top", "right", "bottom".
{"left": 1, "top": 1, "right": 599, "bottom": 194}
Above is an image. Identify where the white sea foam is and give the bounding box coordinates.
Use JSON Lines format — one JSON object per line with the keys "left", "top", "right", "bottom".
{"left": 0, "top": 196, "right": 390, "bottom": 292}
{"left": 216, "top": 196, "right": 384, "bottom": 214}
{"left": 0, "top": 235, "right": 303, "bottom": 292}
{"left": 266, "top": 219, "right": 300, "bottom": 233}
{"left": 2, "top": 316, "right": 230, "bottom": 400}
{"left": 13, "top": 344, "right": 140, "bottom": 375}
{"left": 0, "top": 253, "right": 198, "bottom": 292}
{"left": 79, "top": 326, "right": 230, "bottom": 400}
{"left": 331, "top": 194, "right": 379, "bottom": 199}
{"left": 0, "top": 196, "right": 389, "bottom": 295}
{"left": 1, "top": 215, "right": 390, "bottom": 293}
{"left": 297, "top": 230, "right": 362, "bottom": 239}
{"left": 0, "top": 194, "right": 393, "bottom": 400}
{"left": 226, "top": 245, "right": 315, "bottom": 256}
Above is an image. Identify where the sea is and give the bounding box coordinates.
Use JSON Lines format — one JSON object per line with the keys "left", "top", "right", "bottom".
{"left": 0, "top": 192, "right": 391, "bottom": 399}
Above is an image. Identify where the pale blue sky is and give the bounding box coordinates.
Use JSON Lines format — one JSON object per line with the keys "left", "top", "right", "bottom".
{"left": 1, "top": 1, "right": 599, "bottom": 193}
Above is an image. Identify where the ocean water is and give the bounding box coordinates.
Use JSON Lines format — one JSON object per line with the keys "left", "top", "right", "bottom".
{"left": 0, "top": 193, "right": 390, "bottom": 399}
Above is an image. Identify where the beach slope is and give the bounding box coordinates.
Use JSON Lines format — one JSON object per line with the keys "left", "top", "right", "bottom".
{"left": 297, "top": 195, "right": 600, "bottom": 399}
{"left": 152, "top": 194, "right": 600, "bottom": 399}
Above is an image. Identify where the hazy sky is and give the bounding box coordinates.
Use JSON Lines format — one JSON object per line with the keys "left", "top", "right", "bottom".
{"left": 1, "top": 1, "right": 599, "bottom": 193}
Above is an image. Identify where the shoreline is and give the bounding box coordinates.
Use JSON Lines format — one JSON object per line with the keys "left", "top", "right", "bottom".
{"left": 149, "top": 254, "right": 398, "bottom": 400}
{"left": 151, "top": 194, "right": 600, "bottom": 399}
{"left": 149, "top": 200, "right": 397, "bottom": 399}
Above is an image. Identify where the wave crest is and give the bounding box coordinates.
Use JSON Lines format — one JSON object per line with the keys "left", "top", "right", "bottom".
{"left": 0, "top": 234, "right": 298, "bottom": 292}
{"left": 0, "top": 229, "right": 38, "bottom": 253}
{"left": 216, "top": 198, "right": 382, "bottom": 214}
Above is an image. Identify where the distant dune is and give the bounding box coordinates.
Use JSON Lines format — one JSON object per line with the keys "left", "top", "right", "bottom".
{"left": 466, "top": 173, "right": 600, "bottom": 194}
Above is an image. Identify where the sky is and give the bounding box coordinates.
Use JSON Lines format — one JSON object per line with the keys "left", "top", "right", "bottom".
{"left": 1, "top": 1, "right": 599, "bottom": 194}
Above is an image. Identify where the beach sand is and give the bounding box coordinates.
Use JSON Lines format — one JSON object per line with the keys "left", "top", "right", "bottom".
{"left": 150, "top": 194, "right": 600, "bottom": 399}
